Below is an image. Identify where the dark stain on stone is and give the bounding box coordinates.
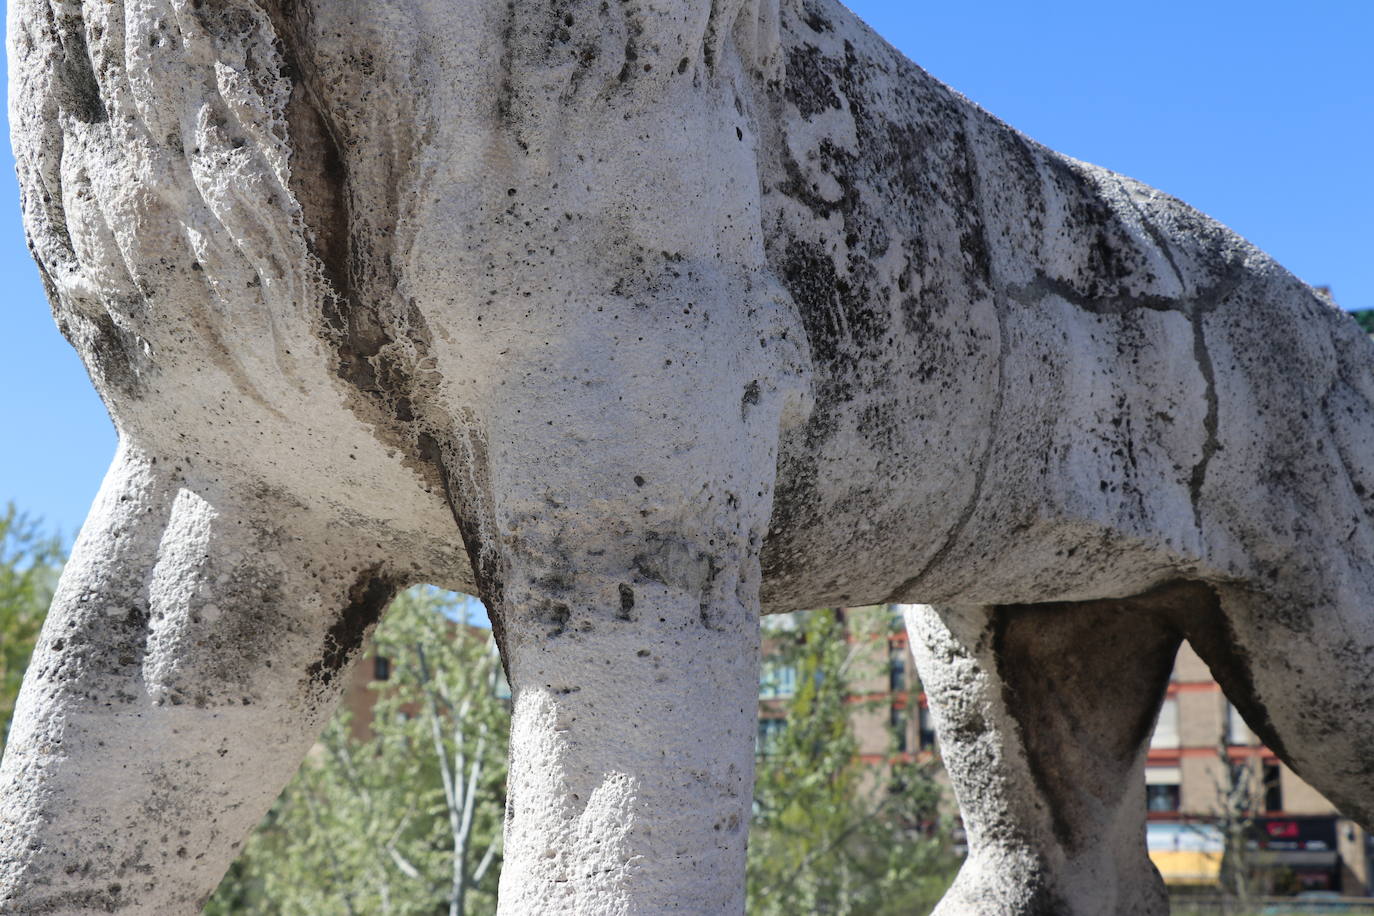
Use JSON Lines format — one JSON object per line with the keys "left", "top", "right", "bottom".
{"left": 13, "top": 887, "right": 126, "bottom": 914}
{"left": 631, "top": 542, "right": 666, "bottom": 585}
{"left": 957, "top": 218, "right": 992, "bottom": 286}
{"left": 495, "top": 0, "right": 516, "bottom": 130}
{"left": 937, "top": 703, "right": 986, "bottom": 746}
{"left": 698, "top": 553, "right": 720, "bottom": 629}
{"left": 83, "top": 311, "right": 147, "bottom": 399}
{"left": 1012, "top": 876, "right": 1071, "bottom": 916}
{"left": 773, "top": 139, "right": 858, "bottom": 223}
{"left": 306, "top": 566, "right": 398, "bottom": 686}
{"left": 618, "top": 583, "right": 636, "bottom": 620}
{"left": 761, "top": 420, "right": 827, "bottom": 597}
{"left": 1188, "top": 315, "right": 1220, "bottom": 517}
{"left": 1005, "top": 272, "right": 1180, "bottom": 318}
{"left": 784, "top": 44, "right": 841, "bottom": 120}
{"left": 546, "top": 601, "right": 571, "bottom": 638}
{"left": 51, "top": 9, "right": 107, "bottom": 124}
{"left": 424, "top": 429, "right": 511, "bottom": 674}
{"left": 768, "top": 32, "right": 987, "bottom": 490}
{"left": 615, "top": 26, "right": 641, "bottom": 85}
{"left": 777, "top": 240, "right": 855, "bottom": 397}
{"left": 740, "top": 379, "right": 760, "bottom": 418}
{"left": 800, "top": 2, "right": 833, "bottom": 34}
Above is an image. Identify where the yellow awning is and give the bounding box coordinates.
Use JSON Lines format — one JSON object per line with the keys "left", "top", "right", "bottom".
{"left": 1150, "top": 849, "right": 1222, "bottom": 884}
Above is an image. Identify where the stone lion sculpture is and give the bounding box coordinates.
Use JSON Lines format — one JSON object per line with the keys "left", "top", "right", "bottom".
{"left": 3, "top": 0, "right": 1370, "bottom": 912}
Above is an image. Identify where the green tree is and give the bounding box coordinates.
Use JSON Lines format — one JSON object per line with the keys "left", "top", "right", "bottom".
{"left": 0, "top": 504, "right": 64, "bottom": 756}
{"left": 747, "top": 607, "right": 959, "bottom": 915}
{"left": 213, "top": 600, "right": 959, "bottom": 913}
{"left": 208, "top": 589, "right": 509, "bottom": 915}
{"left": 1210, "top": 729, "right": 1281, "bottom": 906}
{"left": 1351, "top": 308, "right": 1374, "bottom": 335}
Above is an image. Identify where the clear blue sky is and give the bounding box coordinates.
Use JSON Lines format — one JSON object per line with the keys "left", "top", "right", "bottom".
{"left": 2, "top": 0, "right": 1370, "bottom": 544}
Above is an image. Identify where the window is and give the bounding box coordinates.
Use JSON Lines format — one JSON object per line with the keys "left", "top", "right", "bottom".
{"left": 1146, "top": 766, "right": 1182, "bottom": 812}
{"left": 757, "top": 717, "right": 786, "bottom": 756}
{"left": 1147, "top": 785, "right": 1181, "bottom": 812}
{"left": 918, "top": 704, "right": 937, "bottom": 751}
{"left": 889, "top": 645, "right": 908, "bottom": 692}
{"left": 759, "top": 661, "right": 797, "bottom": 699}
{"left": 1151, "top": 697, "right": 1179, "bottom": 749}
{"left": 890, "top": 706, "right": 909, "bottom": 753}
{"left": 1264, "top": 763, "right": 1283, "bottom": 812}
{"left": 1226, "top": 702, "right": 1253, "bottom": 746}
{"left": 373, "top": 656, "right": 391, "bottom": 681}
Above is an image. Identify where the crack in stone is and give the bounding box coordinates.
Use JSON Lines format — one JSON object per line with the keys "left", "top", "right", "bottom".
{"left": 1188, "top": 315, "right": 1220, "bottom": 528}
{"left": 1004, "top": 273, "right": 1183, "bottom": 318}
{"left": 1003, "top": 250, "right": 1243, "bottom": 536}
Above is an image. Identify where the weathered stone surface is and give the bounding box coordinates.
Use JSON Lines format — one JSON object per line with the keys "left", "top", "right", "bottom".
{"left": 5, "top": 0, "right": 1371, "bottom": 912}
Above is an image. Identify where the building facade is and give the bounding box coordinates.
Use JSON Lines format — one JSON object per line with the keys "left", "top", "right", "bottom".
{"left": 755, "top": 607, "right": 935, "bottom": 766}
{"left": 1146, "top": 642, "right": 1372, "bottom": 895}
{"left": 757, "top": 608, "right": 1373, "bottom": 896}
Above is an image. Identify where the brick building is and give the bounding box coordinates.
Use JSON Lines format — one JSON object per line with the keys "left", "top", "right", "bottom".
{"left": 1145, "top": 642, "right": 1372, "bottom": 894}
{"left": 755, "top": 607, "right": 934, "bottom": 766}
{"left": 757, "top": 607, "right": 1374, "bottom": 896}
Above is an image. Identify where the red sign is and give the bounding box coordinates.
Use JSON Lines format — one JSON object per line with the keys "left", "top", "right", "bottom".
{"left": 1265, "top": 821, "right": 1299, "bottom": 840}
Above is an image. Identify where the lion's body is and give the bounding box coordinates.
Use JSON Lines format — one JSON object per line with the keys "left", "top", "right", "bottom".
{"left": 4, "top": 0, "right": 1372, "bottom": 912}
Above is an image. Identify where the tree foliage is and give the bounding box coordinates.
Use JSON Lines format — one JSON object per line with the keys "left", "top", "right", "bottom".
{"left": 747, "top": 607, "right": 959, "bottom": 915}
{"left": 208, "top": 589, "right": 509, "bottom": 916}
{"left": 1209, "top": 728, "right": 1287, "bottom": 903}
{"left": 1351, "top": 309, "right": 1374, "bottom": 335}
{"left": 1213, "top": 738, "right": 1260, "bottom": 903}
{"left": 0, "top": 504, "right": 64, "bottom": 756}
{"left": 211, "top": 600, "right": 958, "bottom": 913}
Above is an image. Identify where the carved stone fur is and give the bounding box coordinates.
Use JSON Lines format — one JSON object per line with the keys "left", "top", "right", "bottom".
{"left": 5, "top": 0, "right": 1372, "bottom": 912}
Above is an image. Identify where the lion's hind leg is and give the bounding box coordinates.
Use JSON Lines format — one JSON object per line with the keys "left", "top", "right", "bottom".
{"left": 905, "top": 590, "right": 1188, "bottom": 915}
{"left": 0, "top": 445, "right": 404, "bottom": 913}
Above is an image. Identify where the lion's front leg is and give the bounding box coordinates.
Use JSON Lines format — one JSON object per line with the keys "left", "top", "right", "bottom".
{"left": 496, "top": 527, "right": 762, "bottom": 913}
{"left": 444, "top": 318, "right": 794, "bottom": 913}
{"left": 0, "top": 444, "right": 401, "bottom": 914}
{"left": 484, "top": 433, "right": 775, "bottom": 914}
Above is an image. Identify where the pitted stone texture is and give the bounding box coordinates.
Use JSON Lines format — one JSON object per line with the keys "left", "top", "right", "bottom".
{"left": 6, "top": 0, "right": 1374, "bottom": 912}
